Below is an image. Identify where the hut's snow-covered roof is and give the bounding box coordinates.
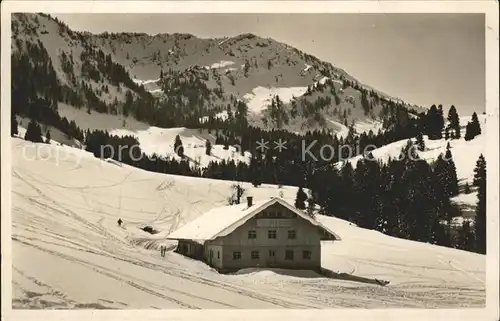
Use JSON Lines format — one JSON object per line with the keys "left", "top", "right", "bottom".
{"left": 166, "top": 197, "right": 341, "bottom": 242}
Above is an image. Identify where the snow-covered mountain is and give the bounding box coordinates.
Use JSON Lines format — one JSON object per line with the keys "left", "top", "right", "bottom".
{"left": 11, "top": 135, "right": 485, "bottom": 309}
{"left": 11, "top": 12, "right": 423, "bottom": 136}
{"left": 9, "top": 11, "right": 489, "bottom": 309}
{"left": 11, "top": 10, "right": 487, "bottom": 217}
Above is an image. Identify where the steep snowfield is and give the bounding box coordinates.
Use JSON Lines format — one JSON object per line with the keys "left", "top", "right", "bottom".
{"left": 327, "top": 118, "right": 384, "bottom": 138}
{"left": 327, "top": 119, "right": 350, "bottom": 138}
{"left": 353, "top": 119, "right": 384, "bottom": 135}
{"left": 10, "top": 137, "right": 485, "bottom": 309}
{"left": 132, "top": 78, "right": 161, "bottom": 86}
{"left": 243, "top": 86, "right": 308, "bottom": 114}
{"left": 204, "top": 60, "right": 235, "bottom": 69}
{"left": 108, "top": 126, "right": 251, "bottom": 168}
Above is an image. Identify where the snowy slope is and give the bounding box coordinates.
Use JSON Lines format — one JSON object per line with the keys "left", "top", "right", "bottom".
{"left": 243, "top": 86, "right": 309, "bottom": 115}
{"left": 132, "top": 78, "right": 162, "bottom": 94}
{"left": 108, "top": 126, "right": 251, "bottom": 168}
{"left": 451, "top": 192, "right": 479, "bottom": 211}
{"left": 11, "top": 137, "right": 485, "bottom": 309}
{"left": 353, "top": 119, "right": 384, "bottom": 135}
{"left": 57, "top": 103, "right": 251, "bottom": 168}
{"left": 335, "top": 114, "right": 488, "bottom": 185}
{"left": 333, "top": 115, "right": 488, "bottom": 215}
{"left": 327, "top": 119, "right": 350, "bottom": 138}
{"left": 12, "top": 12, "right": 430, "bottom": 138}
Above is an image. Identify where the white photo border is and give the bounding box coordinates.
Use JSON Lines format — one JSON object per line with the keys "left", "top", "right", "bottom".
{"left": 1, "top": 1, "right": 498, "bottom": 321}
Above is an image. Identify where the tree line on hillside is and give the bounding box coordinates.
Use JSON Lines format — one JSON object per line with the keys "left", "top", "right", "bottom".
{"left": 11, "top": 116, "right": 53, "bottom": 144}
{"left": 10, "top": 32, "right": 413, "bottom": 138}
{"left": 83, "top": 130, "right": 200, "bottom": 177}
{"left": 296, "top": 151, "right": 486, "bottom": 254}
{"left": 63, "top": 114, "right": 486, "bottom": 253}
{"left": 424, "top": 104, "right": 483, "bottom": 141}
{"left": 11, "top": 40, "right": 85, "bottom": 141}
{"left": 12, "top": 31, "right": 484, "bottom": 151}
{"left": 464, "top": 112, "right": 482, "bottom": 141}
{"left": 473, "top": 154, "right": 486, "bottom": 254}
{"left": 10, "top": 33, "right": 486, "bottom": 254}
{"left": 264, "top": 77, "right": 421, "bottom": 130}
{"left": 13, "top": 114, "right": 487, "bottom": 254}
{"left": 305, "top": 141, "right": 486, "bottom": 253}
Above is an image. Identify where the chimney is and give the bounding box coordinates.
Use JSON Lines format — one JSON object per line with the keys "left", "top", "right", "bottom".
{"left": 247, "top": 196, "right": 253, "bottom": 207}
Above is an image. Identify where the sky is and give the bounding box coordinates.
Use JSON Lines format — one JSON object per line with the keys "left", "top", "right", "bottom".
{"left": 53, "top": 13, "right": 485, "bottom": 115}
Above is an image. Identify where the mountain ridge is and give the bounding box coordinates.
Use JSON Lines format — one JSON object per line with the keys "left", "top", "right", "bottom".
{"left": 12, "top": 12, "right": 426, "bottom": 136}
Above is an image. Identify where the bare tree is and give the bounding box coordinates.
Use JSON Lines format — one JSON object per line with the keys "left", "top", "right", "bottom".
{"left": 228, "top": 183, "right": 245, "bottom": 205}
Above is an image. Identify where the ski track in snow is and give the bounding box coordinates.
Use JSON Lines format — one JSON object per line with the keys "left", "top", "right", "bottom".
{"left": 10, "top": 137, "right": 485, "bottom": 309}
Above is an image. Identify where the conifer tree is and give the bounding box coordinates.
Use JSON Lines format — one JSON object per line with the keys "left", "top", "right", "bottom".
{"left": 306, "top": 196, "right": 316, "bottom": 218}
{"left": 425, "top": 104, "right": 437, "bottom": 138}
{"left": 45, "top": 129, "right": 51, "bottom": 144}
{"left": 250, "top": 156, "right": 262, "bottom": 187}
{"left": 464, "top": 112, "right": 482, "bottom": 141}
{"left": 425, "top": 104, "right": 444, "bottom": 140}
{"left": 337, "top": 162, "right": 355, "bottom": 221}
{"left": 473, "top": 154, "right": 486, "bottom": 254}
{"left": 464, "top": 122, "right": 473, "bottom": 141}
{"left": 447, "top": 105, "right": 461, "bottom": 139}
{"left": 24, "top": 119, "right": 43, "bottom": 143}
{"left": 408, "top": 160, "right": 435, "bottom": 242}
{"left": 464, "top": 182, "right": 471, "bottom": 194}
{"left": 444, "top": 146, "right": 459, "bottom": 197}
{"left": 205, "top": 139, "right": 212, "bottom": 156}
{"left": 294, "top": 187, "right": 308, "bottom": 210}
{"left": 457, "top": 221, "right": 475, "bottom": 252}
{"left": 471, "top": 112, "right": 482, "bottom": 136}
{"left": 416, "top": 131, "right": 425, "bottom": 151}
{"left": 215, "top": 133, "right": 223, "bottom": 145}
{"left": 174, "top": 134, "right": 184, "bottom": 158}
{"left": 437, "top": 104, "right": 445, "bottom": 137}
{"left": 11, "top": 112, "right": 18, "bottom": 136}
{"left": 433, "top": 153, "right": 454, "bottom": 224}
{"left": 333, "top": 90, "right": 341, "bottom": 105}
{"left": 400, "top": 139, "right": 419, "bottom": 163}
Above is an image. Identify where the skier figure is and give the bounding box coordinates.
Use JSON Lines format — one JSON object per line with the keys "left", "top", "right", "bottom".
{"left": 160, "top": 245, "right": 165, "bottom": 257}
{"left": 117, "top": 218, "right": 123, "bottom": 227}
